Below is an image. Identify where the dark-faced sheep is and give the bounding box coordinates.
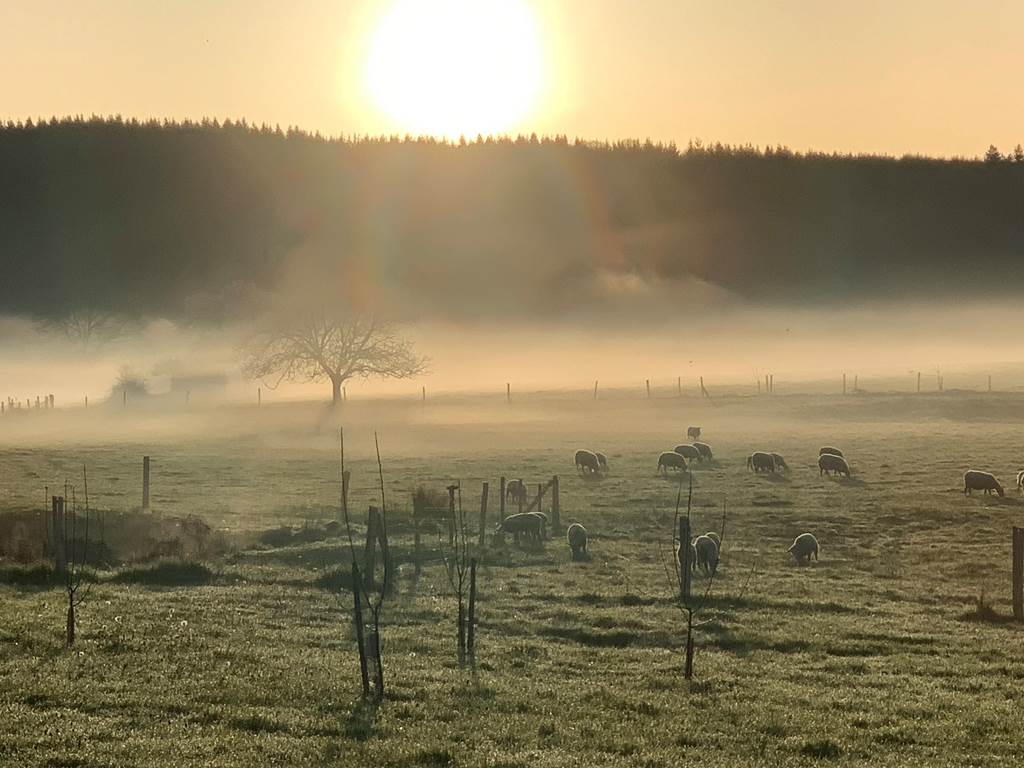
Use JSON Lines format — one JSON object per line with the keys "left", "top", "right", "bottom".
{"left": 575, "top": 449, "right": 602, "bottom": 475}
{"left": 819, "top": 447, "right": 844, "bottom": 458}
{"left": 747, "top": 452, "right": 776, "bottom": 473}
{"left": 770, "top": 453, "right": 789, "bottom": 471}
{"left": 818, "top": 453, "right": 851, "bottom": 477}
{"left": 788, "top": 532, "right": 819, "bottom": 564}
{"left": 693, "top": 442, "right": 713, "bottom": 461}
{"left": 506, "top": 479, "right": 528, "bottom": 505}
{"left": 567, "top": 523, "right": 588, "bottom": 560}
{"left": 964, "top": 470, "right": 1004, "bottom": 497}
{"left": 495, "top": 513, "right": 544, "bottom": 545}
{"left": 658, "top": 451, "right": 688, "bottom": 474}
{"left": 673, "top": 444, "right": 701, "bottom": 461}
{"left": 595, "top": 452, "right": 609, "bottom": 473}
{"left": 687, "top": 426, "right": 701, "bottom": 440}
{"left": 693, "top": 535, "right": 719, "bottom": 575}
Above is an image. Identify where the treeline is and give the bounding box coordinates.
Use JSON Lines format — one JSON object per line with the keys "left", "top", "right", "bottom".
{"left": 2, "top": 116, "right": 1023, "bottom": 324}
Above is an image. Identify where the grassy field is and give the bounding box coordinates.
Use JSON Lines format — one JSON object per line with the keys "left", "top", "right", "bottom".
{"left": 3, "top": 392, "right": 1024, "bottom": 766}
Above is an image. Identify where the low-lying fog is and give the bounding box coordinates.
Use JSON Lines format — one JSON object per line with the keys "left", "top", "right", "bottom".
{"left": 2, "top": 299, "right": 1024, "bottom": 413}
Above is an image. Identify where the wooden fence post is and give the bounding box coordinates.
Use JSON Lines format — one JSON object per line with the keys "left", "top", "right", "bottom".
{"left": 412, "top": 493, "right": 422, "bottom": 578}
{"left": 467, "top": 558, "right": 478, "bottom": 658}
{"left": 499, "top": 477, "right": 506, "bottom": 519}
{"left": 537, "top": 483, "right": 544, "bottom": 515}
{"left": 340, "top": 471, "right": 351, "bottom": 523}
{"left": 769, "top": 374, "right": 774, "bottom": 394}
{"left": 517, "top": 479, "right": 524, "bottom": 514}
{"left": 506, "top": 383, "right": 511, "bottom": 404}
{"left": 142, "top": 456, "right": 151, "bottom": 511}
{"left": 52, "top": 496, "right": 67, "bottom": 576}
{"left": 363, "top": 507, "right": 379, "bottom": 590}
{"left": 352, "top": 562, "right": 370, "bottom": 697}
{"left": 917, "top": 371, "right": 921, "bottom": 393}
{"left": 1013, "top": 527, "right": 1023, "bottom": 622}
{"left": 478, "top": 482, "right": 489, "bottom": 546}
{"left": 594, "top": 380, "right": 598, "bottom": 400}
{"left": 677, "top": 376, "right": 682, "bottom": 397}
{"left": 842, "top": 373, "right": 847, "bottom": 395}
{"left": 646, "top": 379, "right": 651, "bottom": 399}
{"left": 422, "top": 385, "right": 426, "bottom": 403}
{"left": 679, "top": 516, "right": 691, "bottom": 602}
{"left": 447, "top": 485, "right": 457, "bottom": 547}
{"left": 988, "top": 375, "right": 992, "bottom": 393}
{"left": 551, "top": 475, "right": 560, "bottom": 530}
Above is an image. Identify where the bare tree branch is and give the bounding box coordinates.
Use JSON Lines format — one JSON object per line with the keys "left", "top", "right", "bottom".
{"left": 241, "top": 308, "right": 428, "bottom": 404}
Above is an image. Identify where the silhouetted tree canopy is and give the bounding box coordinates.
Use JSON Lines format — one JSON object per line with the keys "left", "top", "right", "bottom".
{"left": 2, "top": 116, "right": 1023, "bottom": 326}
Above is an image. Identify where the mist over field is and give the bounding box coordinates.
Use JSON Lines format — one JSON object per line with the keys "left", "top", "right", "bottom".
{"left": 2, "top": 119, "right": 1024, "bottom": 406}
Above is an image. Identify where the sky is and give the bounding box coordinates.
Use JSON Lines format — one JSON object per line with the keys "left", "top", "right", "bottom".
{"left": 2, "top": 0, "right": 1022, "bottom": 158}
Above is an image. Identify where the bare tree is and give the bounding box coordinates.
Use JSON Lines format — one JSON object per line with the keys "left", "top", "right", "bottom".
{"left": 442, "top": 483, "right": 473, "bottom": 666}
{"left": 663, "top": 474, "right": 735, "bottom": 679}
{"left": 37, "top": 309, "right": 127, "bottom": 350}
{"left": 337, "top": 428, "right": 392, "bottom": 700}
{"left": 242, "top": 310, "right": 428, "bottom": 405}
{"left": 63, "top": 468, "right": 96, "bottom": 646}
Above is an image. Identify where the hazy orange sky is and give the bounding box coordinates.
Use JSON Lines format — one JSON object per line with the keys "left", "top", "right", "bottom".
{"left": 2, "top": 0, "right": 1022, "bottom": 157}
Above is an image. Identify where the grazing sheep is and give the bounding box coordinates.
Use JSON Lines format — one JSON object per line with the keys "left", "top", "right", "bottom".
{"left": 818, "top": 453, "right": 851, "bottom": 477}
{"left": 595, "top": 452, "right": 609, "bottom": 473}
{"left": 567, "top": 523, "right": 588, "bottom": 559}
{"left": 658, "top": 451, "right": 688, "bottom": 474}
{"left": 575, "top": 449, "right": 602, "bottom": 475}
{"left": 705, "top": 531, "right": 721, "bottom": 550}
{"left": 770, "top": 453, "right": 789, "bottom": 471}
{"left": 673, "top": 444, "right": 701, "bottom": 461}
{"left": 788, "top": 532, "right": 819, "bottom": 564}
{"left": 1017, "top": 470, "right": 1024, "bottom": 494}
{"left": 495, "top": 513, "right": 544, "bottom": 545}
{"left": 693, "top": 535, "right": 719, "bottom": 575}
{"left": 693, "top": 442, "right": 713, "bottom": 461}
{"left": 964, "top": 470, "right": 1004, "bottom": 497}
{"left": 506, "top": 479, "right": 528, "bottom": 505}
{"left": 747, "top": 451, "right": 776, "bottom": 473}
{"left": 528, "top": 512, "right": 548, "bottom": 540}
{"left": 687, "top": 426, "right": 702, "bottom": 440}
{"left": 673, "top": 540, "right": 699, "bottom": 573}
{"left": 819, "top": 447, "right": 844, "bottom": 458}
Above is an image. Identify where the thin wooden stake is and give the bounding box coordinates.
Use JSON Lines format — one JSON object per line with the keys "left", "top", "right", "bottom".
{"left": 142, "top": 456, "right": 151, "bottom": 511}
{"left": 352, "top": 563, "right": 370, "bottom": 696}
{"left": 467, "top": 558, "right": 477, "bottom": 658}
{"left": 478, "top": 482, "right": 489, "bottom": 547}
{"left": 1013, "top": 527, "right": 1023, "bottom": 622}
{"left": 551, "top": 475, "right": 560, "bottom": 530}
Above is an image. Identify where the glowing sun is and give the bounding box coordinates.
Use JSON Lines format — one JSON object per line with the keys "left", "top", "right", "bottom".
{"left": 365, "top": 0, "right": 543, "bottom": 138}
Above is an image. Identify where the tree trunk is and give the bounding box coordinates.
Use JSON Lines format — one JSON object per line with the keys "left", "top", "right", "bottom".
{"left": 331, "top": 376, "right": 343, "bottom": 406}
{"left": 66, "top": 600, "right": 75, "bottom": 646}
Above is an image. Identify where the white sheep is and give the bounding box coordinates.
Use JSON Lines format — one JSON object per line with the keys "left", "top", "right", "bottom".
{"left": 693, "top": 535, "right": 719, "bottom": 575}
{"left": 788, "top": 532, "right": 819, "bottom": 564}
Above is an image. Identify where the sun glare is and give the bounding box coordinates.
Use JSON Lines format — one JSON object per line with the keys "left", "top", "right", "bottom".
{"left": 365, "top": 0, "right": 543, "bottom": 138}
